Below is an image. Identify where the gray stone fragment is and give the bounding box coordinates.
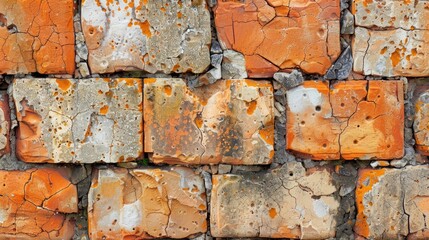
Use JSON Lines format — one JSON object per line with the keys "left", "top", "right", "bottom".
{"left": 211, "top": 40, "right": 223, "bottom": 54}
{"left": 78, "top": 62, "right": 90, "bottom": 78}
{"left": 201, "top": 171, "right": 212, "bottom": 191}
{"left": 211, "top": 54, "right": 223, "bottom": 68}
{"left": 273, "top": 70, "right": 304, "bottom": 89}
{"left": 341, "top": 9, "right": 354, "bottom": 34}
{"left": 194, "top": 67, "right": 221, "bottom": 87}
{"left": 341, "top": 0, "right": 349, "bottom": 11}
{"left": 218, "top": 164, "right": 232, "bottom": 174}
{"left": 325, "top": 46, "right": 352, "bottom": 80}
{"left": 221, "top": 50, "right": 247, "bottom": 79}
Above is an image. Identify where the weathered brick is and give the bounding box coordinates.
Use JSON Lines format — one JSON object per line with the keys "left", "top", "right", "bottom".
{"left": 286, "top": 80, "right": 404, "bottom": 160}
{"left": 0, "top": 0, "right": 75, "bottom": 74}
{"left": 88, "top": 167, "right": 207, "bottom": 239}
{"left": 214, "top": 0, "right": 341, "bottom": 77}
{"left": 355, "top": 166, "right": 429, "bottom": 239}
{"left": 0, "top": 168, "right": 77, "bottom": 239}
{"left": 211, "top": 162, "right": 339, "bottom": 238}
{"left": 0, "top": 93, "right": 10, "bottom": 156}
{"left": 414, "top": 90, "right": 429, "bottom": 155}
{"left": 13, "top": 78, "right": 143, "bottom": 163}
{"left": 352, "top": 0, "right": 429, "bottom": 76}
{"left": 144, "top": 78, "right": 274, "bottom": 165}
{"left": 82, "top": 0, "right": 211, "bottom": 74}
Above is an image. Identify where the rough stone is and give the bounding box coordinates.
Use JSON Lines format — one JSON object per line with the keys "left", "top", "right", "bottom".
{"left": 0, "top": 0, "right": 75, "bottom": 74}
{"left": 325, "top": 46, "right": 353, "bottom": 80}
{"left": 273, "top": 70, "right": 304, "bottom": 89}
{"left": 221, "top": 50, "right": 248, "bottom": 79}
{"left": 13, "top": 78, "right": 143, "bottom": 163}
{"left": 214, "top": 0, "right": 341, "bottom": 77}
{"left": 211, "top": 162, "right": 339, "bottom": 238}
{"left": 82, "top": 0, "right": 211, "bottom": 74}
{"left": 144, "top": 78, "right": 274, "bottom": 165}
{"left": 355, "top": 166, "right": 429, "bottom": 239}
{"left": 88, "top": 167, "right": 207, "bottom": 239}
{"left": 286, "top": 80, "right": 404, "bottom": 160}
{"left": 340, "top": 9, "right": 354, "bottom": 34}
{"left": 0, "top": 93, "right": 10, "bottom": 157}
{"left": 0, "top": 168, "right": 77, "bottom": 239}
{"left": 352, "top": 0, "right": 429, "bottom": 76}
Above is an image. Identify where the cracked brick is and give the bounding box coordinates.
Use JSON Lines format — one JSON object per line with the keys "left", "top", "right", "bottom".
{"left": 355, "top": 166, "right": 429, "bottom": 239}
{"left": 210, "top": 162, "right": 339, "bottom": 238}
{"left": 352, "top": 0, "right": 429, "bottom": 76}
{"left": 286, "top": 80, "right": 404, "bottom": 160}
{"left": 214, "top": 0, "right": 341, "bottom": 77}
{"left": 413, "top": 89, "right": 429, "bottom": 155}
{"left": 88, "top": 167, "right": 207, "bottom": 239}
{"left": 144, "top": 78, "right": 274, "bottom": 165}
{"left": 81, "top": 0, "right": 211, "bottom": 74}
{"left": 13, "top": 78, "right": 143, "bottom": 163}
{"left": 0, "top": 0, "right": 75, "bottom": 74}
{"left": 0, "top": 168, "right": 77, "bottom": 239}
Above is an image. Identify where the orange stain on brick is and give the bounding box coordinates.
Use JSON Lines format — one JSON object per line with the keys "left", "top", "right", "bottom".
{"left": 135, "top": 20, "right": 152, "bottom": 37}
{"left": 390, "top": 49, "right": 401, "bottom": 67}
{"left": 247, "top": 100, "right": 257, "bottom": 115}
{"left": 269, "top": 208, "right": 277, "bottom": 218}
{"left": 99, "top": 105, "right": 109, "bottom": 115}
{"left": 56, "top": 79, "right": 72, "bottom": 91}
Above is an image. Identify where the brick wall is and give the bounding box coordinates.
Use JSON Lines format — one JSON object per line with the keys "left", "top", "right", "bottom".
{"left": 0, "top": 0, "right": 427, "bottom": 239}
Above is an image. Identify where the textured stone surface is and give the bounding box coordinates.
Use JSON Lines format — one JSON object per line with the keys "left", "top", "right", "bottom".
{"left": 325, "top": 46, "right": 352, "bottom": 80}
{"left": 13, "top": 78, "right": 143, "bottom": 163}
{"left": 0, "top": 168, "right": 77, "bottom": 239}
{"left": 211, "top": 162, "right": 339, "bottom": 238}
{"left": 88, "top": 167, "right": 207, "bottom": 239}
{"left": 355, "top": 166, "right": 429, "bottom": 239}
{"left": 214, "top": 0, "right": 341, "bottom": 77}
{"left": 352, "top": 0, "right": 429, "bottom": 76}
{"left": 286, "top": 80, "right": 404, "bottom": 160}
{"left": 414, "top": 90, "right": 429, "bottom": 155}
{"left": 0, "top": 93, "right": 10, "bottom": 156}
{"left": 0, "top": 0, "right": 75, "bottom": 74}
{"left": 144, "top": 78, "right": 274, "bottom": 165}
{"left": 82, "top": 0, "right": 211, "bottom": 74}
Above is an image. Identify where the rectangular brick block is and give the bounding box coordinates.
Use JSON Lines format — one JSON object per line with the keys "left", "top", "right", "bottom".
{"left": 414, "top": 89, "right": 429, "bottom": 155}
{"left": 355, "top": 166, "right": 429, "bottom": 239}
{"left": 214, "top": 0, "right": 340, "bottom": 77}
{"left": 352, "top": 0, "right": 429, "bottom": 76}
{"left": 286, "top": 80, "right": 404, "bottom": 160}
{"left": 0, "top": 0, "right": 75, "bottom": 74}
{"left": 144, "top": 78, "right": 274, "bottom": 165}
{"left": 13, "top": 78, "right": 143, "bottom": 163}
{"left": 0, "top": 168, "right": 77, "bottom": 239}
{"left": 81, "top": 0, "right": 211, "bottom": 74}
{"left": 211, "top": 162, "right": 339, "bottom": 238}
{"left": 88, "top": 167, "right": 207, "bottom": 239}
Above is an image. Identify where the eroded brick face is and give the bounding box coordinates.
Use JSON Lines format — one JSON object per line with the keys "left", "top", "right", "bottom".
{"left": 88, "top": 167, "right": 207, "bottom": 239}
{"left": 414, "top": 90, "right": 429, "bottom": 155}
{"left": 352, "top": 0, "right": 429, "bottom": 76}
{"left": 144, "top": 78, "right": 274, "bottom": 165}
{"left": 0, "top": 0, "right": 75, "bottom": 74}
{"left": 286, "top": 80, "right": 404, "bottom": 160}
{"left": 13, "top": 78, "right": 143, "bottom": 163}
{"left": 0, "top": 169, "right": 77, "bottom": 239}
{"left": 81, "top": 0, "right": 211, "bottom": 74}
{"left": 211, "top": 162, "right": 339, "bottom": 238}
{"left": 0, "top": 93, "right": 10, "bottom": 156}
{"left": 355, "top": 167, "right": 429, "bottom": 239}
{"left": 214, "top": 0, "right": 341, "bottom": 77}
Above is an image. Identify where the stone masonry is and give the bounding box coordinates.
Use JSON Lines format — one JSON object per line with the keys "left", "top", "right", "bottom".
{"left": 0, "top": 0, "right": 429, "bottom": 239}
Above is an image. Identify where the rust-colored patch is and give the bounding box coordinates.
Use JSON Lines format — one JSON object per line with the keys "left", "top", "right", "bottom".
{"left": 247, "top": 100, "right": 257, "bottom": 115}
{"left": 390, "top": 48, "right": 401, "bottom": 67}
{"left": 269, "top": 208, "right": 277, "bottom": 218}
{"left": 99, "top": 105, "right": 109, "bottom": 115}
{"left": 135, "top": 20, "right": 152, "bottom": 37}
{"left": 56, "top": 79, "right": 72, "bottom": 92}
{"left": 164, "top": 85, "right": 172, "bottom": 96}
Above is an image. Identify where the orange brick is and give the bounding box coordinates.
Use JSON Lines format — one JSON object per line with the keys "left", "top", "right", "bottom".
{"left": 0, "top": 169, "right": 77, "bottom": 239}
{"left": 286, "top": 80, "right": 404, "bottom": 160}
{"left": 144, "top": 78, "right": 274, "bottom": 165}
{"left": 0, "top": 0, "right": 75, "bottom": 74}
{"left": 88, "top": 167, "right": 207, "bottom": 239}
{"left": 355, "top": 167, "right": 429, "bottom": 239}
{"left": 0, "top": 93, "right": 10, "bottom": 156}
{"left": 214, "top": 0, "right": 340, "bottom": 77}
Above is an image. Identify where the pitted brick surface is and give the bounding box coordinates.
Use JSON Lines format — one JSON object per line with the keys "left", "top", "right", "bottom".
{"left": 144, "top": 78, "right": 274, "bottom": 165}
{"left": 82, "top": 0, "right": 211, "bottom": 74}
{"left": 13, "top": 78, "right": 143, "bottom": 163}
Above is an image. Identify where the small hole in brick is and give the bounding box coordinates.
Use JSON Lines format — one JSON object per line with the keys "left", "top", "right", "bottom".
{"left": 289, "top": 172, "right": 293, "bottom": 176}
{"left": 300, "top": 121, "right": 305, "bottom": 125}
{"left": 322, "top": 143, "right": 327, "bottom": 148}
{"left": 357, "top": 125, "right": 360, "bottom": 128}
{"left": 387, "top": 144, "right": 391, "bottom": 148}
{"left": 353, "top": 140, "right": 358, "bottom": 144}
{"left": 315, "top": 105, "right": 321, "bottom": 111}
{"left": 366, "top": 116, "right": 372, "bottom": 120}
{"left": 340, "top": 103, "right": 345, "bottom": 107}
